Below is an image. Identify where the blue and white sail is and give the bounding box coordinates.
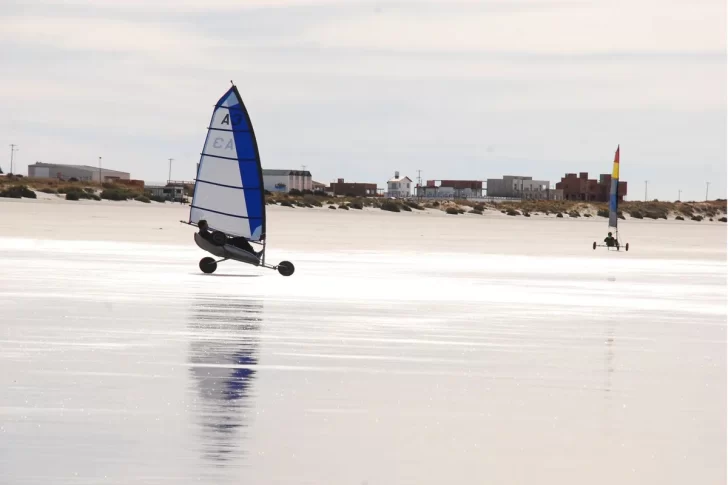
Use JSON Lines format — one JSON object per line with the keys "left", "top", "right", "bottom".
{"left": 189, "top": 85, "right": 265, "bottom": 241}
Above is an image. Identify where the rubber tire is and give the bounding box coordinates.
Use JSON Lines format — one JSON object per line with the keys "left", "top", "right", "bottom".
{"left": 277, "top": 261, "right": 295, "bottom": 277}
{"left": 625, "top": 243, "right": 629, "bottom": 252}
{"left": 593, "top": 242, "right": 597, "bottom": 250}
{"left": 211, "top": 231, "right": 227, "bottom": 246}
{"left": 199, "top": 257, "right": 217, "bottom": 274}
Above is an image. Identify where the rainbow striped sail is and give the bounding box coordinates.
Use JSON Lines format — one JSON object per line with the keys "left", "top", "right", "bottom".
{"left": 608, "top": 145, "right": 620, "bottom": 228}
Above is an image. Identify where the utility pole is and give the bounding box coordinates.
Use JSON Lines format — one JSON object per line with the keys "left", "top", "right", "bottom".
{"left": 416, "top": 169, "right": 422, "bottom": 199}
{"left": 168, "top": 158, "right": 174, "bottom": 183}
{"left": 9, "top": 144, "right": 18, "bottom": 174}
{"left": 705, "top": 182, "right": 710, "bottom": 201}
{"left": 644, "top": 180, "right": 648, "bottom": 202}
{"left": 678, "top": 189, "right": 682, "bottom": 202}
{"left": 98, "top": 156, "right": 102, "bottom": 182}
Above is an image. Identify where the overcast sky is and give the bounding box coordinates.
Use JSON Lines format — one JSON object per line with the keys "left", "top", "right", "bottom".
{"left": 1, "top": 0, "right": 725, "bottom": 200}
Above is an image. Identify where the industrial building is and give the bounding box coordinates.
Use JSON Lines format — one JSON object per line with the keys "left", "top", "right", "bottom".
{"left": 262, "top": 169, "right": 312, "bottom": 193}
{"left": 416, "top": 180, "right": 484, "bottom": 199}
{"left": 486, "top": 175, "right": 562, "bottom": 200}
{"left": 28, "top": 162, "right": 130, "bottom": 183}
{"left": 556, "top": 172, "right": 627, "bottom": 202}
{"left": 329, "top": 178, "right": 378, "bottom": 197}
{"left": 386, "top": 171, "right": 412, "bottom": 198}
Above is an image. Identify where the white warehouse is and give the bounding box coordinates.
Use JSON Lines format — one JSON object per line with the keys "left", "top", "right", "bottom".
{"left": 28, "top": 162, "right": 130, "bottom": 183}
{"left": 262, "top": 169, "right": 312, "bottom": 193}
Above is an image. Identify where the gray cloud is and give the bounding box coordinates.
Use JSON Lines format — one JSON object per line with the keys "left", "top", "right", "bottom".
{"left": 0, "top": 0, "right": 725, "bottom": 200}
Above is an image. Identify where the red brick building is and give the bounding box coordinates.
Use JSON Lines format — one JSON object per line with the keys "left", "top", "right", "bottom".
{"left": 556, "top": 172, "right": 627, "bottom": 202}
{"left": 329, "top": 178, "right": 378, "bottom": 197}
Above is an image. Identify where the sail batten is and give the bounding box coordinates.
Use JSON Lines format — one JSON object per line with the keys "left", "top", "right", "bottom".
{"left": 608, "top": 145, "right": 620, "bottom": 228}
{"left": 189, "top": 86, "right": 266, "bottom": 242}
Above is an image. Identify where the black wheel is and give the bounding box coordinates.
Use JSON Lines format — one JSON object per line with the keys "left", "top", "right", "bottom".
{"left": 199, "top": 257, "right": 217, "bottom": 274}
{"left": 625, "top": 243, "right": 629, "bottom": 252}
{"left": 211, "top": 231, "right": 227, "bottom": 246}
{"left": 593, "top": 242, "right": 597, "bottom": 250}
{"left": 277, "top": 261, "right": 295, "bottom": 276}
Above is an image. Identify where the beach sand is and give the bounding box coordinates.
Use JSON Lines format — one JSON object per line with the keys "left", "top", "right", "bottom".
{"left": 0, "top": 197, "right": 725, "bottom": 484}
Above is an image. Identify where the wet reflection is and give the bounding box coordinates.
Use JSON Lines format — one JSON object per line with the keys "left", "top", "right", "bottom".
{"left": 187, "top": 297, "right": 262, "bottom": 464}
{"left": 604, "top": 320, "right": 616, "bottom": 399}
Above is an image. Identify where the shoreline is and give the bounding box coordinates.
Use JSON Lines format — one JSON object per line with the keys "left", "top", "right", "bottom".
{"left": 2, "top": 190, "right": 726, "bottom": 225}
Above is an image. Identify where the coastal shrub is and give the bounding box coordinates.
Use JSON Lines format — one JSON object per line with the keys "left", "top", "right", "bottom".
{"left": 150, "top": 195, "right": 166, "bottom": 203}
{"left": 506, "top": 209, "right": 520, "bottom": 216}
{"left": 301, "top": 189, "right": 313, "bottom": 195}
{"left": 40, "top": 187, "right": 57, "bottom": 194}
{"left": 0, "top": 185, "right": 36, "bottom": 199}
{"left": 597, "top": 209, "right": 609, "bottom": 218}
{"left": 469, "top": 209, "right": 483, "bottom": 215}
{"left": 431, "top": 201, "right": 440, "bottom": 207}
{"left": 445, "top": 207, "right": 459, "bottom": 215}
{"left": 474, "top": 203, "right": 485, "bottom": 212}
{"left": 135, "top": 195, "right": 151, "bottom": 203}
{"left": 62, "top": 187, "right": 101, "bottom": 201}
{"left": 349, "top": 201, "right": 363, "bottom": 210}
{"left": 457, "top": 208, "right": 466, "bottom": 214}
{"left": 280, "top": 200, "right": 295, "bottom": 207}
{"left": 500, "top": 210, "right": 507, "bottom": 214}
{"left": 675, "top": 216, "right": 685, "bottom": 221}
{"left": 303, "top": 195, "right": 322, "bottom": 207}
{"left": 338, "top": 204, "right": 349, "bottom": 210}
{"left": 313, "top": 190, "right": 327, "bottom": 197}
{"left": 328, "top": 205, "right": 336, "bottom": 209}
{"left": 400, "top": 204, "right": 412, "bottom": 212}
{"left": 100, "top": 189, "right": 130, "bottom": 201}
{"left": 264, "top": 189, "right": 272, "bottom": 195}
{"left": 691, "top": 215, "right": 703, "bottom": 222}
{"left": 678, "top": 205, "right": 694, "bottom": 217}
{"left": 84, "top": 188, "right": 95, "bottom": 194}
{"left": 381, "top": 201, "right": 400, "bottom": 213}
{"left": 719, "top": 217, "right": 727, "bottom": 223}
{"left": 523, "top": 211, "right": 531, "bottom": 217}
{"left": 404, "top": 200, "right": 424, "bottom": 210}
{"left": 629, "top": 210, "right": 643, "bottom": 219}
{"left": 556, "top": 212, "right": 564, "bottom": 218}
{"left": 709, "top": 218, "right": 714, "bottom": 222}
{"left": 568, "top": 211, "right": 580, "bottom": 218}
{"left": 288, "top": 188, "right": 302, "bottom": 196}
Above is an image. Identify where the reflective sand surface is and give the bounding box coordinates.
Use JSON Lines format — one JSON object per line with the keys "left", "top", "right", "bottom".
{"left": 0, "top": 200, "right": 725, "bottom": 484}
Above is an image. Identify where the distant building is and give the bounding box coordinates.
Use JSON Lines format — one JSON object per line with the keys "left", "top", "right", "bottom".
{"left": 556, "top": 172, "right": 627, "bottom": 202}
{"left": 486, "top": 175, "right": 561, "bottom": 200}
{"left": 386, "top": 171, "right": 412, "bottom": 198}
{"left": 416, "top": 180, "right": 483, "bottom": 199}
{"left": 262, "top": 169, "right": 312, "bottom": 193}
{"left": 329, "top": 178, "right": 378, "bottom": 197}
{"left": 312, "top": 180, "right": 327, "bottom": 192}
{"left": 146, "top": 184, "right": 185, "bottom": 201}
{"left": 28, "top": 162, "right": 130, "bottom": 183}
